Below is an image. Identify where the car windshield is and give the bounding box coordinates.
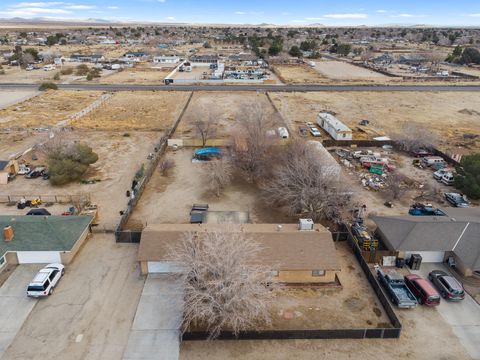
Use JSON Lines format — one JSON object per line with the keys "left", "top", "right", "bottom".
{"left": 27, "top": 284, "right": 46, "bottom": 291}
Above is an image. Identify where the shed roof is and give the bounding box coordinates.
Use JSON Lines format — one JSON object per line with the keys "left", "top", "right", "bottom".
{"left": 138, "top": 223, "right": 340, "bottom": 271}
{"left": 0, "top": 215, "right": 92, "bottom": 256}
{"left": 0, "top": 161, "right": 8, "bottom": 171}
{"left": 317, "top": 112, "right": 352, "bottom": 133}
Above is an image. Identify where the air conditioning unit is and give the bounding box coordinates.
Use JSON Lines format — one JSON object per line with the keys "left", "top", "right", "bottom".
{"left": 298, "top": 218, "right": 314, "bottom": 231}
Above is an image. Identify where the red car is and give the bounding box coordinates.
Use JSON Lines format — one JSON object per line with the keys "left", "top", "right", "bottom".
{"left": 404, "top": 274, "right": 441, "bottom": 306}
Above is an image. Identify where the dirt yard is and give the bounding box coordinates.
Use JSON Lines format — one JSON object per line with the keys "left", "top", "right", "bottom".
{"left": 97, "top": 67, "right": 172, "bottom": 84}
{"left": 0, "top": 90, "right": 102, "bottom": 128}
{"left": 270, "top": 91, "right": 480, "bottom": 151}
{"left": 268, "top": 241, "right": 390, "bottom": 330}
{"left": 0, "top": 90, "right": 40, "bottom": 109}
{"left": 273, "top": 64, "right": 327, "bottom": 84}
{"left": 0, "top": 130, "right": 159, "bottom": 230}
{"left": 126, "top": 148, "right": 291, "bottom": 229}
{"left": 314, "top": 60, "right": 389, "bottom": 81}
{"left": 73, "top": 91, "right": 191, "bottom": 130}
{"left": 174, "top": 91, "right": 282, "bottom": 139}
{"left": 0, "top": 66, "right": 61, "bottom": 83}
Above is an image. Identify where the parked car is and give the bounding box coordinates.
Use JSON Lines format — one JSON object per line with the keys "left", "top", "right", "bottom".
{"left": 429, "top": 270, "right": 465, "bottom": 301}
{"left": 433, "top": 168, "right": 452, "bottom": 181}
{"left": 310, "top": 127, "right": 321, "bottom": 137}
{"left": 411, "top": 148, "right": 433, "bottom": 158}
{"left": 404, "top": 274, "right": 441, "bottom": 306}
{"left": 305, "top": 122, "right": 315, "bottom": 128}
{"left": 422, "top": 156, "right": 445, "bottom": 168}
{"left": 17, "top": 165, "right": 31, "bottom": 175}
{"left": 25, "top": 166, "right": 47, "bottom": 179}
{"left": 444, "top": 192, "right": 470, "bottom": 208}
{"left": 298, "top": 127, "right": 308, "bottom": 137}
{"left": 441, "top": 172, "right": 455, "bottom": 186}
{"left": 26, "top": 208, "right": 51, "bottom": 216}
{"left": 26, "top": 264, "right": 65, "bottom": 298}
{"left": 375, "top": 265, "right": 417, "bottom": 308}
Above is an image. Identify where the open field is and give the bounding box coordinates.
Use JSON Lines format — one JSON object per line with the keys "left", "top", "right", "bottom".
{"left": 273, "top": 64, "right": 326, "bottom": 84}
{"left": 0, "top": 130, "right": 158, "bottom": 230}
{"left": 0, "top": 65, "right": 60, "bottom": 83}
{"left": 97, "top": 67, "right": 172, "bottom": 84}
{"left": 73, "top": 91, "right": 190, "bottom": 130}
{"left": 314, "top": 60, "right": 389, "bottom": 80}
{"left": 0, "top": 90, "right": 102, "bottom": 128}
{"left": 174, "top": 91, "right": 282, "bottom": 139}
{"left": 126, "top": 148, "right": 292, "bottom": 229}
{"left": 0, "top": 90, "right": 39, "bottom": 109}
{"left": 270, "top": 91, "right": 480, "bottom": 151}
{"left": 269, "top": 241, "right": 390, "bottom": 330}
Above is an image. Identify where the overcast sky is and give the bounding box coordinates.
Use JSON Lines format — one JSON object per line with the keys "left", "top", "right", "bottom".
{"left": 1, "top": 0, "right": 480, "bottom": 25}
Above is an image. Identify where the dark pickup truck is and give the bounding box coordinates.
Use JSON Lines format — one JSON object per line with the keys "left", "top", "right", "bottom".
{"left": 375, "top": 265, "right": 417, "bottom": 309}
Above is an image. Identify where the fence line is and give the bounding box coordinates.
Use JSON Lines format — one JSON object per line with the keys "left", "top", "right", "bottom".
{"left": 115, "top": 91, "right": 194, "bottom": 239}
{"left": 0, "top": 193, "right": 90, "bottom": 204}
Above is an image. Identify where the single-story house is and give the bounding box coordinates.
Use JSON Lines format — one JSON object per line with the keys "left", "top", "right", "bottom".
{"left": 372, "top": 207, "right": 480, "bottom": 276}
{"left": 317, "top": 112, "right": 353, "bottom": 141}
{"left": 189, "top": 54, "right": 218, "bottom": 64}
{"left": 70, "top": 54, "right": 105, "bottom": 63}
{"left": 138, "top": 223, "right": 341, "bottom": 284}
{"left": 153, "top": 55, "right": 179, "bottom": 64}
{"left": 0, "top": 215, "right": 93, "bottom": 269}
{"left": 0, "top": 159, "right": 19, "bottom": 185}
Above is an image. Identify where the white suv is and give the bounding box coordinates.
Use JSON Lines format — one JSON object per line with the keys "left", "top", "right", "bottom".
{"left": 27, "top": 264, "right": 65, "bottom": 298}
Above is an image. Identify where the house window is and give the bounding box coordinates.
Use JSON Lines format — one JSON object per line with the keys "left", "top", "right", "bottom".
{"left": 312, "top": 270, "right": 325, "bottom": 277}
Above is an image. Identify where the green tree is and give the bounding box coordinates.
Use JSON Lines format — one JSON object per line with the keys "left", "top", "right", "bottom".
{"left": 455, "top": 154, "right": 480, "bottom": 199}
{"left": 460, "top": 47, "right": 480, "bottom": 64}
{"left": 46, "top": 35, "right": 58, "bottom": 46}
{"left": 39, "top": 82, "right": 58, "bottom": 90}
{"left": 75, "top": 64, "right": 89, "bottom": 76}
{"left": 24, "top": 48, "right": 40, "bottom": 61}
{"left": 288, "top": 45, "right": 302, "bottom": 57}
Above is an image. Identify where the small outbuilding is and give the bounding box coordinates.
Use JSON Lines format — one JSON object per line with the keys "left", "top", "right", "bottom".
{"left": 0, "top": 159, "right": 19, "bottom": 185}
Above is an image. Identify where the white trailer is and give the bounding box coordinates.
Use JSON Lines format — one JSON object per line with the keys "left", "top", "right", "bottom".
{"left": 317, "top": 112, "right": 352, "bottom": 140}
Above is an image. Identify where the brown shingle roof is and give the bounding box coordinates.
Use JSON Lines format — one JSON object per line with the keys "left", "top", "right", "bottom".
{"left": 138, "top": 223, "right": 340, "bottom": 271}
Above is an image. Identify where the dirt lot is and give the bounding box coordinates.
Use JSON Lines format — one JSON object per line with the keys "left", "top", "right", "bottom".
{"left": 175, "top": 91, "right": 282, "bottom": 139}
{"left": 0, "top": 65, "right": 61, "bottom": 83}
{"left": 1, "top": 234, "right": 145, "bottom": 360}
{"left": 314, "top": 60, "right": 389, "bottom": 81}
{"left": 126, "top": 148, "right": 291, "bottom": 229}
{"left": 0, "top": 130, "right": 159, "bottom": 230}
{"left": 273, "top": 64, "right": 327, "bottom": 84}
{"left": 73, "top": 91, "right": 191, "bottom": 130}
{"left": 268, "top": 241, "right": 390, "bottom": 330}
{"left": 96, "top": 67, "right": 172, "bottom": 84}
{"left": 171, "top": 66, "right": 212, "bottom": 81}
{"left": 270, "top": 91, "right": 480, "bottom": 151}
{"left": 0, "top": 90, "right": 102, "bottom": 129}
{"left": 0, "top": 90, "right": 39, "bottom": 109}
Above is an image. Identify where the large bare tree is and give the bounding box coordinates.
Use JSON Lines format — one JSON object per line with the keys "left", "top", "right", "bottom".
{"left": 203, "top": 158, "right": 233, "bottom": 197}
{"left": 187, "top": 104, "right": 218, "bottom": 147}
{"left": 262, "top": 140, "right": 352, "bottom": 223}
{"left": 168, "top": 230, "right": 276, "bottom": 339}
{"left": 394, "top": 122, "right": 439, "bottom": 152}
{"left": 230, "top": 102, "right": 278, "bottom": 183}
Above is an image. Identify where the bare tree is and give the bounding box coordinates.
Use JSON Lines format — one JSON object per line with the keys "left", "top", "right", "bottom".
{"left": 230, "top": 102, "right": 278, "bottom": 183}
{"left": 384, "top": 173, "right": 407, "bottom": 201}
{"left": 167, "top": 230, "right": 276, "bottom": 339}
{"left": 187, "top": 104, "right": 218, "bottom": 147}
{"left": 159, "top": 158, "right": 175, "bottom": 176}
{"left": 203, "top": 158, "right": 233, "bottom": 197}
{"left": 262, "top": 140, "right": 352, "bottom": 223}
{"left": 393, "top": 122, "right": 439, "bottom": 152}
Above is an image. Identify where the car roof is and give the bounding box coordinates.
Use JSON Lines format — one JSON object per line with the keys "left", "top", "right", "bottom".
{"left": 413, "top": 278, "right": 439, "bottom": 296}
{"left": 441, "top": 276, "right": 463, "bottom": 290}
{"left": 31, "top": 271, "right": 50, "bottom": 284}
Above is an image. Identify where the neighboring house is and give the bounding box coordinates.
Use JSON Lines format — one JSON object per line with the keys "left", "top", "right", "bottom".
{"left": 138, "top": 223, "right": 341, "bottom": 284}
{"left": 70, "top": 54, "right": 105, "bottom": 63}
{"left": 153, "top": 55, "right": 180, "bottom": 64}
{"left": 398, "top": 54, "right": 426, "bottom": 65}
{"left": 189, "top": 54, "right": 218, "bottom": 64}
{"left": 372, "top": 207, "right": 480, "bottom": 276}
{"left": 317, "top": 112, "right": 353, "bottom": 141}
{"left": 0, "top": 215, "right": 93, "bottom": 269}
{"left": 0, "top": 160, "right": 19, "bottom": 185}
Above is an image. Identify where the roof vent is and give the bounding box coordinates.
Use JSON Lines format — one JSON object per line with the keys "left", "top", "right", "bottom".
{"left": 298, "top": 218, "right": 314, "bottom": 231}
{"left": 3, "top": 226, "right": 14, "bottom": 242}
{"left": 276, "top": 225, "right": 283, "bottom": 232}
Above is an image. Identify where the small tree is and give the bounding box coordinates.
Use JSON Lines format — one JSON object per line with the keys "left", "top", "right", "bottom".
{"left": 455, "top": 154, "right": 480, "bottom": 199}
{"left": 288, "top": 45, "right": 302, "bottom": 58}
{"left": 384, "top": 173, "right": 407, "bottom": 201}
{"left": 203, "top": 158, "right": 233, "bottom": 197}
{"left": 75, "top": 64, "right": 89, "bottom": 76}
{"left": 167, "top": 229, "right": 276, "bottom": 339}
{"left": 394, "top": 122, "right": 438, "bottom": 152}
{"left": 187, "top": 105, "right": 218, "bottom": 147}
{"left": 159, "top": 158, "right": 175, "bottom": 176}
{"left": 39, "top": 82, "right": 58, "bottom": 91}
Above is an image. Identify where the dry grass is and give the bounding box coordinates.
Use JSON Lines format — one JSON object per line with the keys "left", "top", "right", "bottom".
{"left": 0, "top": 90, "right": 102, "bottom": 128}
{"left": 314, "top": 60, "right": 389, "bottom": 80}
{"left": 273, "top": 64, "right": 327, "bottom": 84}
{"left": 97, "top": 67, "right": 172, "bottom": 84}
{"left": 73, "top": 91, "right": 190, "bottom": 130}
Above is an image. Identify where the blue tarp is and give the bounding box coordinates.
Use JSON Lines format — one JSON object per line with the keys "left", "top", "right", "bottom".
{"left": 194, "top": 148, "right": 221, "bottom": 157}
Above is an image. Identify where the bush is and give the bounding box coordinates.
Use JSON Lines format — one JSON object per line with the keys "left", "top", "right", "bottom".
{"left": 53, "top": 72, "right": 60, "bottom": 80}
{"left": 75, "top": 64, "right": 89, "bottom": 76}
{"left": 288, "top": 45, "right": 302, "bottom": 58}
{"left": 39, "top": 82, "right": 58, "bottom": 91}
{"left": 455, "top": 154, "right": 480, "bottom": 199}
{"left": 60, "top": 67, "right": 73, "bottom": 75}
{"left": 47, "top": 143, "right": 98, "bottom": 185}
{"left": 460, "top": 47, "right": 480, "bottom": 65}
{"left": 0, "top": 70, "right": 5, "bottom": 75}
{"left": 86, "top": 73, "right": 93, "bottom": 81}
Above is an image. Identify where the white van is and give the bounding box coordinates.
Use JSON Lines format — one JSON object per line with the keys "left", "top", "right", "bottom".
{"left": 43, "top": 64, "right": 56, "bottom": 71}
{"left": 422, "top": 156, "right": 445, "bottom": 167}
{"left": 278, "top": 127, "right": 289, "bottom": 139}
{"left": 441, "top": 172, "right": 455, "bottom": 186}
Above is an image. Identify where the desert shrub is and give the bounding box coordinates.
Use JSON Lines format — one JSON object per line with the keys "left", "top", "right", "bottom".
{"left": 60, "top": 67, "right": 73, "bottom": 75}
{"left": 75, "top": 64, "right": 89, "bottom": 76}
{"left": 159, "top": 158, "right": 175, "bottom": 176}
{"left": 53, "top": 72, "right": 60, "bottom": 80}
{"left": 86, "top": 73, "right": 93, "bottom": 81}
{"left": 0, "top": 70, "right": 5, "bottom": 75}
{"left": 39, "top": 82, "right": 58, "bottom": 90}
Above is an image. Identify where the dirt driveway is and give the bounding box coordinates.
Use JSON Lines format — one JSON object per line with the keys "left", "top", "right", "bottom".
{"left": 1, "top": 234, "right": 144, "bottom": 360}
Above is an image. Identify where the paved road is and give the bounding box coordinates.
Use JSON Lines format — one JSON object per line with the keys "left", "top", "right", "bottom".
{"left": 123, "top": 274, "right": 184, "bottom": 360}
{"left": 413, "top": 263, "right": 480, "bottom": 360}
{"left": 1, "top": 82, "right": 480, "bottom": 92}
{"left": 1, "top": 234, "right": 144, "bottom": 360}
{"left": 0, "top": 265, "right": 40, "bottom": 359}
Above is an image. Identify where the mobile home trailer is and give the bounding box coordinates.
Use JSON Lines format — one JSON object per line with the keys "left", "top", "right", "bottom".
{"left": 317, "top": 112, "right": 352, "bottom": 141}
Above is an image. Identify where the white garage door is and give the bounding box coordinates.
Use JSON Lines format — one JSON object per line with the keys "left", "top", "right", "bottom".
{"left": 147, "top": 261, "right": 185, "bottom": 274}
{"left": 17, "top": 251, "right": 61, "bottom": 264}
{"left": 405, "top": 251, "right": 445, "bottom": 263}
